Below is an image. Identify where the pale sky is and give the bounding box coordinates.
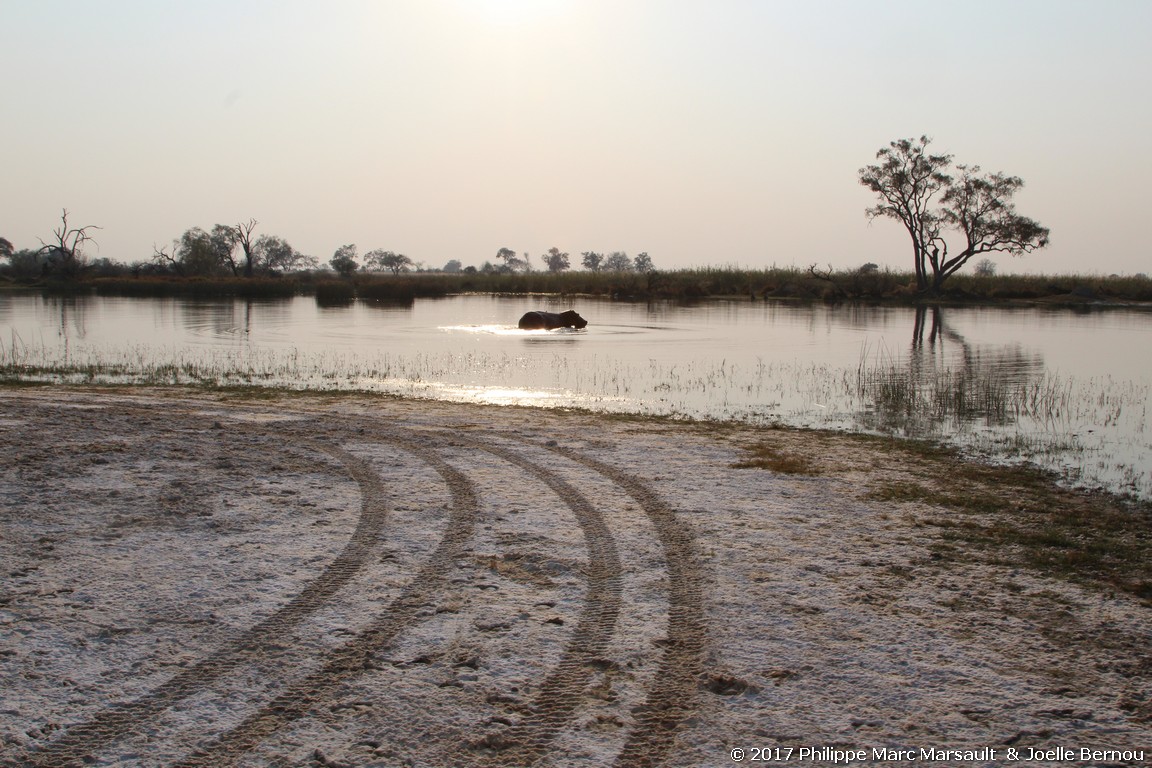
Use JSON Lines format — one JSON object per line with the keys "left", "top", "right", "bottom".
{"left": 3, "top": 0, "right": 1150, "bottom": 275}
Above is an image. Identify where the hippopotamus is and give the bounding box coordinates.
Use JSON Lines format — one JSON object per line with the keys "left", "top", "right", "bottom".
{"left": 517, "top": 310, "right": 588, "bottom": 330}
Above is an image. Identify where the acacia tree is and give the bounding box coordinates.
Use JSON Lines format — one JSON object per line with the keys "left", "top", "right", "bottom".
{"left": 364, "top": 249, "right": 413, "bottom": 274}
{"left": 495, "top": 246, "right": 527, "bottom": 273}
{"left": 859, "top": 137, "right": 1049, "bottom": 295}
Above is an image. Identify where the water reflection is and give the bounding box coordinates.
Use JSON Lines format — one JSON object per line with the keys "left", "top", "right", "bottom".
{"left": 178, "top": 300, "right": 251, "bottom": 340}
{"left": 1, "top": 292, "right": 1148, "bottom": 498}
{"left": 858, "top": 305, "right": 1051, "bottom": 435}
{"left": 909, "top": 305, "right": 1043, "bottom": 383}
{"left": 43, "top": 294, "right": 91, "bottom": 341}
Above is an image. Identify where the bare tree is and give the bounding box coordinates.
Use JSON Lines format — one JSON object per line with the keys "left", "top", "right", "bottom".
{"left": 233, "top": 219, "right": 259, "bottom": 277}
{"left": 151, "top": 243, "right": 186, "bottom": 276}
{"left": 38, "top": 209, "right": 100, "bottom": 279}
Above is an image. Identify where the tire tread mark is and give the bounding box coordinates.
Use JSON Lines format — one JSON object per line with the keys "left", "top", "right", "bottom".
{"left": 460, "top": 440, "right": 623, "bottom": 767}
{"left": 172, "top": 433, "right": 479, "bottom": 767}
{"left": 21, "top": 438, "right": 394, "bottom": 768}
{"left": 551, "top": 446, "right": 707, "bottom": 768}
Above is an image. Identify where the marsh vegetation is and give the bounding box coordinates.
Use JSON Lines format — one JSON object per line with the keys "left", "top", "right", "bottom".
{"left": 2, "top": 292, "right": 1148, "bottom": 500}
{"left": 5, "top": 264, "right": 1152, "bottom": 304}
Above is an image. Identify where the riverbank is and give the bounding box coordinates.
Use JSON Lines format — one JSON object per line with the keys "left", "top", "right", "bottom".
{"left": 2, "top": 386, "right": 1149, "bottom": 766}
{"left": 4, "top": 267, "right": 1152, "bottom": 306}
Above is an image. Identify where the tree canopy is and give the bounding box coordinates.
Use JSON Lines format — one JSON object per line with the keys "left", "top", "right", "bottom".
{"left": 330, "top": 244, "right": 359, "bottom": 277}
{"left": 365, "top": 249, "right": 413, "bottom": 274}
{"left": 859, "top": 136, "right": 1049, "bottom": 294}
{"left": 543, "top": 247, "right": 570, "bottom": 273}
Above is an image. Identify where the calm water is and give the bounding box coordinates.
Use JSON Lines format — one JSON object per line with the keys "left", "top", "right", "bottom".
{"left": 3, "top": 292, "right": 1150, "bottom": 497}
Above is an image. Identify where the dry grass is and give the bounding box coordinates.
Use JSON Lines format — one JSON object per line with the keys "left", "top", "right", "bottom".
{"left": 730, "top": 443, "right": 821, "bottom": 475}
{"left": 864, "top": 451, "right": 1152, "bottom": 604}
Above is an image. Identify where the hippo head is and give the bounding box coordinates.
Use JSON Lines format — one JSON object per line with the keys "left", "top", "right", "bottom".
{"left": 559, "top": 310, "right": 588, "bottom": 329}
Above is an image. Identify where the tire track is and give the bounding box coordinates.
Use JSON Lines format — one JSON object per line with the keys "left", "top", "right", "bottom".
{"left": 9, "top": 398, "right": 705, "bottom": 767}
{"left": 172, "top": 432, "right": 480, "bottom": 767}
{"left": 549, "top": 445, "right": 707, "bottom": 768}
{"left": 21, "top": 431, "right": 410, "bottom": 768}
{"left": 457, "top": 439, "right": 624, "bottom": 766}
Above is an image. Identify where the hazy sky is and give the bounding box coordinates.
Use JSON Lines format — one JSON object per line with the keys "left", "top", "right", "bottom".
{"left": 3, "top": 1, "right": 1150, "bottom": 275}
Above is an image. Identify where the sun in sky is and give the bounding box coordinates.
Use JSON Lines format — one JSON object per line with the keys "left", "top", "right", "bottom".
{"left": 457, "top": 0, "right": 571, "bottom": 26}
{"left": 1, "top": 2, "right": 1150, "bottom": 273}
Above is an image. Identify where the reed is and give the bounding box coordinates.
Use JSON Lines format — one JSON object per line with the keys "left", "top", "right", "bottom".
{"left": 854, "top": 353, "right": 1082, "bottom": 429}
{"left": 15, "top": 267, "right": 1149, "bottom": 303}
{"left": 3, "top": 331, "right": 1147, "bottom": 499}
{"left": 91, "top": 276, "right": 301, "bottom": 298}
{"left": 313, "top": 280, "right": 356, "bottom": 305}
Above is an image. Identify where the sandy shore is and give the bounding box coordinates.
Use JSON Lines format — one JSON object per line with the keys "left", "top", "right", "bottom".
{"left": 1, "top": 388, "right": 1149, "bottom": 767}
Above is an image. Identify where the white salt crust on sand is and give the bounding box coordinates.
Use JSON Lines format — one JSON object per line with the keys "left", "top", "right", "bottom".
{"left": 1, "top": 388, "right": 1149, "bottom": 767}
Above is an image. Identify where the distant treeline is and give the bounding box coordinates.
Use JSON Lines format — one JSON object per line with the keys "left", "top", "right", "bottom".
{"left": 9, "top": 266, "right": 1147, "bottom": 305}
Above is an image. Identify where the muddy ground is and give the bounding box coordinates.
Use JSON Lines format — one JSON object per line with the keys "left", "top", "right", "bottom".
{"left": 1, "top": 388, "right": 1149, "bottom": 767}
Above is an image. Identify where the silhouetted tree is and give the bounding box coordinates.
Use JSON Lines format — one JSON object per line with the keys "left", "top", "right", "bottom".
{"left": 860, "top": 136, "right": 1048, "bottom": 294}
{"left": 495, "top": 246, "right": 526, "bottom": 273}
{"left": 210, "top": 224, "right": 242, "bottom": 275}
{"left": 633, "top": 252, "right": 655, "bottom": 273}
{"left": 38, "top": 209, "right": 100, "bottom": 279}
{"left": 442, "top": 259, "right": 463, "bottom": 273}
{"left": 365, "top": 249, "right": 413, "bottom": 274}
{"left": 254, "top": 234, "right": 315, "bottom": 274}
{"left": 233, "top": 219, "right": 259, "bottom": 277}
{"left": 150, "top": 243, "right": 185, "bottom": 276}
{"left": 604, "top": 251, "right": 633, "bottom": 272}
{"left": 543, "top": 247, "right": 569, "bottom": 272}
{"left": 330, "top": 244, "right": 359, "bottom": 277}
{"left": 581, "top": 251, "right": 604, "bottom": 272}
{"left": 155, "top": 227, "right": 228, "bottom": 276}
{"left": 3, "top": 249, "right": 45, "bottom": 281}
{"left": 935, "top": 165, "right": 1048, "bottom": 291}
